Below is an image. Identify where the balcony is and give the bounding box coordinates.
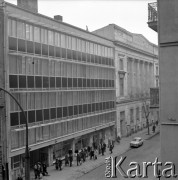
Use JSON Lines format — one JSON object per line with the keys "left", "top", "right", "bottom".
{"left": 148, "top": 2, "right": 158, "bottom": 32}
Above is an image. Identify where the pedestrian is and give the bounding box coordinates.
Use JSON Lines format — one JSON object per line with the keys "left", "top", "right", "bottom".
{"left": 37, "top": 162, "right": 42, "bottom": 179}
{"left": 87, "top": 146, "right": 91, "bottom": 155}
{"left": 65, "top": 154, "right": 69, "bottom": 166}
{"left": 98, "top": 143, "right": 101, "bottom": 154}
{"left": 90, "top": 148, "right": 94, "bottom": 159}
{"left": 77, "top": 152, "right": 82, "bottom": 166}
{"left": 69, "top": 154, "right": 73, "bottom": 167}
{"left": 34, "top": 163, "right": 38, "bottom": 179}
{"left": 152, "top": 125, "right": 156, "bottom": 133}
{"left": 84, "top": 147, "right": 88, "bottom": 158}
{"left": 109, "top": 144, "right": 113, "bottom": 154}
{"left": 42, "top": 162, "right": 48, "bottom": 176}
{"left": 58, "top": 158, "right": 62, "bottom": 170}
{"left": 81, "top": 149, "right": 86, "bottom": 162}
{"left": 101, "top": 144, "right": 105, "bottom": 156}
{"left": 16, "top": 174, "right": 23, "bottom": 180}
{"left": 103, "top": 143, "right": 106, "bottom": 152}
{"left": 55, "top": 158, "right": 59, "bottom": 170}
{"left": 94, "top": 149, "right": 98, "bottom": 160}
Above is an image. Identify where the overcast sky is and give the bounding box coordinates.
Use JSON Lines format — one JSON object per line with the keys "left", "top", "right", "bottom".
{"left": 6, "top": 0, "right": 158, "bottom": 45}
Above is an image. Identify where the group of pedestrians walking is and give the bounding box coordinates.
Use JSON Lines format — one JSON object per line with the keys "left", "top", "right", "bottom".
{"left": 33, "top": 162, "right": 48, "bottom": 179}
{"left": 33, "top": 141, "right": 115, "bottom": 179}
{"left": 55, "top": 152, "right": 73, "bottom": 170}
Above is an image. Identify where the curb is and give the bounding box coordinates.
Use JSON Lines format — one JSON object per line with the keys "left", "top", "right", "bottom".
{"left": 145, "top": 131, "right": 160, "bottom": 140}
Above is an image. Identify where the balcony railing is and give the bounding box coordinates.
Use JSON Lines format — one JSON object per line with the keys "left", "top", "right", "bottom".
{"left": 148, "top": 2, "right": 158, "bottom": 32}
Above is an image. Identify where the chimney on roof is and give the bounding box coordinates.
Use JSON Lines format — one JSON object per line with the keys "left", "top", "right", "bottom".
{"left": 54, "top": 15, "right": 63, "bottom": 22}
{"left": 17, "top": 0, "right": 38, "bottom": 13}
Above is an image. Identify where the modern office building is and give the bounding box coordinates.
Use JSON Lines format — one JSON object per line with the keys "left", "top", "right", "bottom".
{"left": 0, "top": 0, "right": 116, "bottom": 179}
{"left": 148, "top": 0, "right": 178, "bottom": 178}
{"left": 93, "top": 24, "right": 158, "bottom": 138}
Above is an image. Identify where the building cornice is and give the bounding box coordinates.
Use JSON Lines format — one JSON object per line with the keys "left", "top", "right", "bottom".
{"left": 114, "top": 41, "right": 158, "bottom": 59}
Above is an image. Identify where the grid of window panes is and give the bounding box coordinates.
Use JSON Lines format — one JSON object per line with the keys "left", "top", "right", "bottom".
{"left": 11, "top": 111, "right": 115, "bottom": 149}
{"left": 10, "top": 90, "right": 115, "bottom": 126}
{"left": 8, "top": 17, "right": 116, "bottom": 149}
{"left": 8, "top": 18, "right": 114, "bottom": 66}
{"left": 9, "top": 55, "right": 115, "bottom": 90}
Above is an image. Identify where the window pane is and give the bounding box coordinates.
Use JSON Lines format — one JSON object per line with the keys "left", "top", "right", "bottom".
{"left": 72, "top": 37, "right": 76, "bottom": 50}
{"left": 34, "top": 26, "right": 40, "bottom": 42}
{"left": 12, "top": 20, "right": 17, "bottom": 37}
{"left": 61, "top": 34, "right": 66, "bottom": 48}
{"left": 41, "top": 29, "right": 48, "bottom": 44}
{"left": 48, "top": 30, "right": 54, "bottom": 45}
{"left": 17, "top": 21, "right": 25, "bottom": 39}
{"left": 9, "top": 55, "right": 17, "bottom": 74}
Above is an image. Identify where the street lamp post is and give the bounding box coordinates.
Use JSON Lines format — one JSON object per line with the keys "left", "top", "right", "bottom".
{"left": 0, "top": 87, "right": 30, "bottom": 180}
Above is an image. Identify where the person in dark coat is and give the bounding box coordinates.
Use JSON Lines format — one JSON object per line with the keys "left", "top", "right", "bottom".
{"left": 87, "top": 146, "right": 91, "bottom": 155}
{"left": 109, "top": 144, "right": 113, "bottom": 154}
{"left": 42, "top": 162, "right": 48, "bottom": 176}
{"left": 55, "top": 158, "right": 59, "bottom": 170}
{"left": 81, "top": 149, "right": 86, "bottom": 162}
{"left": 65, "top": 154, "right": 69, "bottom": 166}
{"left": 101, "top": 144, "right": 105, "bottom": 156}
{"left": 34, "top": 163, "right": 38, "bottom": 179}
{"left": 58, "top": 158, "right": 62, "bottom": 170}
{"left": 77, "top": 153, "right": 82, "bottom": 166}
{"left": 103, "top": 143, "right": 106, "bottom": 152}
{"left": 84, "top": 147, "right": 88, "bottom": 157}
{"left": 152, "top": 125, "right": 156, "bottom": 133}
{"left": 90, "top": 148, "right": 94, "bottom": 159}
{"left": 69, "top": 154, "right": 73, "bottom": 167}
{"left": 37, "top": 162, "right": 42, "bottom": 178}
{"left": 17, "top": 174, "right": 23, "bottom": 180}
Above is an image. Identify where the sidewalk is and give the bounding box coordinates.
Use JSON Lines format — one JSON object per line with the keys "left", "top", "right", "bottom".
{"left": 31, "top": 127, "right": 160, "bottom": 180}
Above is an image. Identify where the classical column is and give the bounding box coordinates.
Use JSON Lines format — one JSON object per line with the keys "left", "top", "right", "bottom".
{"left": 131, "top": 58, "right": 134, "bottom": 97}
{"left": 137, "top": 59, "right": 141, "bottom": 96}
{"left": 140, "top": 60, "right": 143, "bottom": 96}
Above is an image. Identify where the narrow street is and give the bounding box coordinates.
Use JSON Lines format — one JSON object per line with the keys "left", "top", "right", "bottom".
{"left": 77, "top": 134, "right": 160, "bottom": 180}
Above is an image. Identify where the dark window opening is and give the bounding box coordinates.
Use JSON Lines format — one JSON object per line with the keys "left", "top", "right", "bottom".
{"left": 43, "top": 76, "right": 49, "bottom": 88}
{"left": 50, "top": 108, "right": 56, "bottom": 119}
{"left": 35, "top": 76, "right": 42, "bottom": 88}
{"left": 18, "top": 39, "right": 26, "bottom": 52}
{"left": 10, "top": 112, "right": 19, "bottom": 126}
{"left": 27, "top": 76, "right": 34, "bottom": 88}
{"left": 49, "top": 45, "right": 55, "bottom": 57}
{"left": 50, "top": 77, "right": 55, "bottom": 88}
{"left": 28, "top": 110, "right": 35, "bottom": 123}
{"left": 36, "top": 110, "right": 43, "bottom": 122}
{"left": 35, "top": 42, "right": 41, "bottom": 55}
{"left": 42, "top": 44, "right": 48, "bottom": 56}
{"left": 56, "top": 77, "right": 61, "bottom": 88}
{"left": 19, "top": 75, "right": 26, "bottom": 88}
{"left": 9, "top": 75, "right": 18, "bottom": 88}
{"left": 44, "top": 109, "right": 50, "bottom": 121}
{"left": 9, "top": 37, "right": 17, "bottom": 51}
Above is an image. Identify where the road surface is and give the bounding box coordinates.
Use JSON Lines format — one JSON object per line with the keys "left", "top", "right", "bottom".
{"left": 77, "top": 134, "right": 160, "bottom": 180}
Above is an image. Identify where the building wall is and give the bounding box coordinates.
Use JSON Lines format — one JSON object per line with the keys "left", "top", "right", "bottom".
{"left": 93, "top": 24, "right": 158, "bottom": 138}
{"left": 1, "top": 2, "right": 117, "bottom": 180}
{"left": 158, "top": 0, "right": 178, "bottom": 177}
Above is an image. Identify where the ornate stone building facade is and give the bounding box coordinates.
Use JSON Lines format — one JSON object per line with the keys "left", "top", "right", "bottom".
{"left": 94, "top": 24, "right": 158, "bottom": 137}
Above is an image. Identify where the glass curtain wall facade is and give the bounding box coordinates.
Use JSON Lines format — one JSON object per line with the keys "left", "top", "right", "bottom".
{"left": 6, "top": 16, "right": 116, "bottom": 178}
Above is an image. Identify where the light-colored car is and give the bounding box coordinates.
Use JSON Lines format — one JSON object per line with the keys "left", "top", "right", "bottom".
{"left": 130, "top": 137, "right": 143, "bottom": 148}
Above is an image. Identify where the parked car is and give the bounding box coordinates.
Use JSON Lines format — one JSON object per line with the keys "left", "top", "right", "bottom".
{"left": 130, "top": 137, "right": 143, "bottom": 148}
